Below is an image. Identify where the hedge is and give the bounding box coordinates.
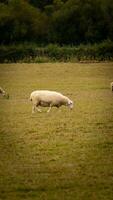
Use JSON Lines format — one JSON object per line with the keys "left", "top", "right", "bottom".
{"left": 0, "top": 40, "right": 113, "bottom": 63}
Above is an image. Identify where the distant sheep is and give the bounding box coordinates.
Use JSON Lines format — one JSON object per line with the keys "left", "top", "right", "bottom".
{"left": 0, "top": 87, "right": 9, "bottom": 99}
{"left": 111, "top": 82, "right": 113, "bottom": 92}
{"left": 30, "top": 90, "right": 73, "bottom": 113}
{"left": 0, "top": 87, "right": 6, "bottom": 96}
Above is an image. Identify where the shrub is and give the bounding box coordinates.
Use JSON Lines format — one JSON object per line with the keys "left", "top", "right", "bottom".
{"left": 0, "top": 40, "right": 113, "bottom": 63}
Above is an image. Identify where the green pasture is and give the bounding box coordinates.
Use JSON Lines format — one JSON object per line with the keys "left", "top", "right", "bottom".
{"left": 0, "top": 63, "right": 113, "bottom": 200}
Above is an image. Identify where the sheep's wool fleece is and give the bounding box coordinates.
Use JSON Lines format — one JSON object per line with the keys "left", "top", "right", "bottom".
{"left": 30, "top": 90, "right": 68, "bottom": 104}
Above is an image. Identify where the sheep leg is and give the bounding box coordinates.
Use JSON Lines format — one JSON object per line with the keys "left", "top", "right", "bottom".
{"left": 32, "top": 105, "right": 36, "bottom": 113}
{"left": 47, "top": 105, "right": 52, "bottom": 113}
{"left": 36, "top": 107, "right": 42, "bottom": 112}
{"left": 32, "top": 105, "right": 42, "bottom": 113}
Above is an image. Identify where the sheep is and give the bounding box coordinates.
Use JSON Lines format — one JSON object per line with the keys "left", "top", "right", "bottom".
{"left": 110, "top": 82, "right": 113, "bottom": 92}
{"left": 0, "top": 87, "right": 9, "bottom": 99}
{"left": 0, "top": 87, "right": 6, "bottom": 96}
{"left": 30, "top": 90, "right": 73, "bottom": 113}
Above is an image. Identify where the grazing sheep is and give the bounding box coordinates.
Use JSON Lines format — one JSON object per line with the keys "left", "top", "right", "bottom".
{"left": 30, "top": 90, "right": 73, "bottom": 113}
{"left": 111, "top": 82, "right": 113, "bottom": 92}
{"left": 0, "top": 87, "right": 6, "bottom": 96}
{"left": 0, "top": 87, "right": 9, "bottom": 99}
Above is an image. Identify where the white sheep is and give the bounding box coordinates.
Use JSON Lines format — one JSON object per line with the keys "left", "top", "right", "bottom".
{"left": 30, "top": 90, "right": 73, "bottom": 113}
{"left": 0, "top": 87, "right": 9, "bottom": 99}
{"left": 0, "top": 87, "right": 6, "bottom": 96}
{"left": 110, "top": 82, "right": 113, "bottom": 92}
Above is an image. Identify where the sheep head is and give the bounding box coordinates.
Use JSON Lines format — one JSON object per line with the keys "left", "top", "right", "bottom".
{"left": 67, "top": 99, "right": 73, "bottom": 109}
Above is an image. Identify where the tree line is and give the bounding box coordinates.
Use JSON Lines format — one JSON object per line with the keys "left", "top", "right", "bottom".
{"left": 0, "top": 0, "right": 113, "bottom": 45}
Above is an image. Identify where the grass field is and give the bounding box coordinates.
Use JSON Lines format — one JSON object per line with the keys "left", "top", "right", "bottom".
{"left": 0, "top": 62, "right": 113, "bottom": 200}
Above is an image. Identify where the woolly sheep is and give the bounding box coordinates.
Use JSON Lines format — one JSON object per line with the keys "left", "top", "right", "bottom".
{"left": 111, "top": 82, "right": 113, "bottom": 92}
{"left": 0, "top": 87, "right": 6, "bottom": 96}
{"left": 0, "top": 87, "right": 9, "bottom": 99}
{"left": 30, "top": 90, "right": 73, "bottom": 113}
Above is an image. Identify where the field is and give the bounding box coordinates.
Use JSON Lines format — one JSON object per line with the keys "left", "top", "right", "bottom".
{"left": 0, "top": 62, "right": 113, "bottom": 200}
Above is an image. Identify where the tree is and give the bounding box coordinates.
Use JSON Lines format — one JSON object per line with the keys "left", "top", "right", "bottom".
{"left": 0, "top": 0, "right": 49, "bottom": 44}
{"left": 28, "top": 0, "right": 53, "bottom": 10}
{"left": 50, "top": 0, "right": 108, "bottom": 44}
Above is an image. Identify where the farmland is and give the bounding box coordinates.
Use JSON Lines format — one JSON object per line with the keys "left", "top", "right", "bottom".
{"left": 0, "top": 63, "right": 113, "bottom": 200}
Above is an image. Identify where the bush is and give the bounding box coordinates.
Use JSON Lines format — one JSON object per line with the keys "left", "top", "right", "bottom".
{"left": 0, "top": 40, "right": 113, "bottom": 63}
